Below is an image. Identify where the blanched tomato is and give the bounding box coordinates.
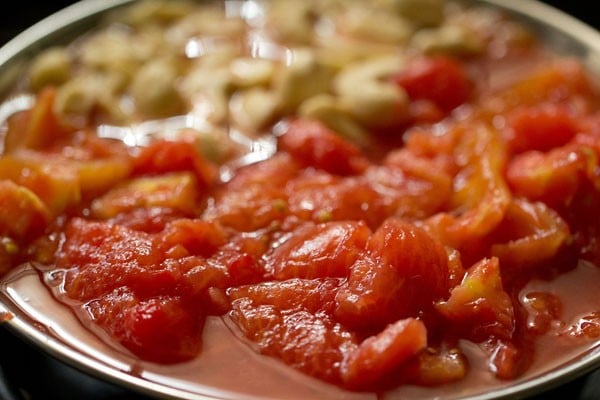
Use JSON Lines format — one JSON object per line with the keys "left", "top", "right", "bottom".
{"left": 279, "top": 118, "right": 370, "bottom": 175}
{"left": 335, "top": 219, "right": 449, "bottom": 330}
{"left": 393, "top": 56, "right": 473, "bottom": 113}
{"left": 504, "top": 104, "right": 578, "bottom": 154}
{"left": 264, "top": 220, "right": 370, "bottom": 279}
{"left": 86, "top": 288, "right": 203, "bottom": 363}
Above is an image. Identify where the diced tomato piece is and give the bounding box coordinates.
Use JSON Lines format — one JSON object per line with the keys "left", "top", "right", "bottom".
{"left": 487, "top": 340, "right": 532, "bottom": 380}
{"left": 107, "top": 207, "right": 187, "bottom": 233}
{"left": 230, "top": 298, "right": 357, "bottom": 384}
{"left": 211, "top": 233, "right": 270, "bottom": 287}
{"left": 368, "top": 219, "right": 449, "bottom": 297}
{"left": 436, "top": 257, "right": 515, "bottom": 342}
{"left": 264, "top": 220, "right": 371, "bottom": 280}
{"left": 204, "top": 184, "right": 288, "bottom": 231}
{"left": 91, "top": 172, "right": 200, "bottom": 219}
{"left": 76, "top": 158, "right": 132, "bottom": 195}
{"left": 392, "top": 56, "right": 472, "bottom": 112}
{"left": 335, "top": 219, "right": 449, "bottom": 330}
{"left": 490, "top": 199, "right": 570, "bottom": 271}
{"left": 121, "top": 296, "right": 203, "bottom": 363}
{"left": 341, "top": 318, "right": 427, "bottom": 388}
{"left": 504, "top": 104, "right": 578, "bottom": 154}
{"left": 286, "top": 171, "right": 388, "bottom": 228}
{"left": 0, "top": 154, "right": 80, "bottom": 216}
{"left": 492, "top": 60, "right": 595, "bottom": 111}
{"left": 506, "top": 145, "right": 592, "bottom": 207}
{"left": 132, "top": 139, "right": 217, "bottom": 188}
{"left": 220, "top": 252, "right": 265, "bottom": 287}
{"left": 225, "top": 153, "right": 301, "bottom": 189}
{"left": 380, "top": 148, "right": 454, "bottom": 218}
{"left": 0, "top": 180, "right": 51, "bottom": 240}
{"left": 402, "top": 346, "right": 469, "bottom": 386}
{"left": 86, "top": 288, "right": 203, "bottom": 364}
{"left": 180, "top": 258, "right": 229, "bottom": 297}
{"left": 229, "top": 278, "right": 342, "bottom": 314}
{"left": 423, "top": 124, "right": 511, "bottom": 258}
{"left": 161, "top": 219, "right": 227, "bottom": 258}
{"left": 58, "top": 218, "right": 176, "bottom": 300}
{"left": 278, "top": 118, "right": 370, "bottom": 175}
{"left": 561, "top": 311, "right": 600, "bottom": 339}
{"left": 4, "top": 87, "right": 74, "bottom": 152}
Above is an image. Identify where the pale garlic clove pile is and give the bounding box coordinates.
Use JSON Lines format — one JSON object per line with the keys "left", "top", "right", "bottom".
{"left": 26, "top": 0, "right": 531, "bottom": 160}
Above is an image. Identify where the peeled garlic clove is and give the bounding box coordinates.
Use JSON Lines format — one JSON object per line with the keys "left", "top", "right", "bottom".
{"left": 230, "top": 88, "right": 279, "bottom": 132}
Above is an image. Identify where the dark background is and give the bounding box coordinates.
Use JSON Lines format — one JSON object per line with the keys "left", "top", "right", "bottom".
{"left": 1, "top": 1, "right": 599, "bottom": 45}
{"left": 1, "top": 1, "right": 600, "bottom": 400}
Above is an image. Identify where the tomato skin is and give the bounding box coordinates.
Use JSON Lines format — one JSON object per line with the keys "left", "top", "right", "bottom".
{"left": 279, "top": 118, "right": 370, "bottom": 175}
{"left": 393, "top": 56, "right": 473, "bottom": 113}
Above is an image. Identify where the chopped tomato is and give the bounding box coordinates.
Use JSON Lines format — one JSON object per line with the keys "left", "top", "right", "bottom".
{"left": 91, "top": 172, "right": 200, "bottom": 219}
{"left": 490, "top": 199, "right": 570, "bottom": 271}
{"left": 160, "top": 219, "right": 227, "bottom": 258}
{"left": 0, "top": 154, "right": 80, "bottom": 215}
{"left": 204, "top": 184, "right": 288, "bottom": 231}
{"left": 264, "top": 220, "right": 371, "bottom": 280}
{"left": 341, "top": 318, "right": 427, "bottom": 388}
{"left": 504, "top": 104, "right": 578, "bottom": 154}
{"left": 278, "top": 118, "right": 370, "bottom": 175}
{"left": 506, "top": 145, "right": 594, "bottom": 207}
{"left": 230, "top": 298, "right": 357, "bottom": 385}
{"left": 392, "top": 56, "right": 473, "bottom": 113}
{"left": 7, "top": 18, "right": 600, "bottom": 394}
{"left": 86, "top": 288, "right": 203, "bottom": 363}
{"left": 0, "top": 180, "right": 50, "bottom": 240}
{"left": 335, "top": 219, "right": 449, "bottom": 330}
{"left": 4, "top": 86, "right": 74, "bottom": 152}
{"left": 436, "top": 257, "right": 515, "bottom": 342}
{"left": 228, "top": 278, "right": 342, "bottom": 314}
{"left": 132, "top": 139, "right": 217, "bottom": 188}
{"left": 286, "top": 171, "right": 388, "bottom": 228}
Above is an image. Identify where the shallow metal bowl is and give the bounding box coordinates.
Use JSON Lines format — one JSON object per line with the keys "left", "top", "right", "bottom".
{"left": 1, "top": 1, "right": 600, "bottom": 399}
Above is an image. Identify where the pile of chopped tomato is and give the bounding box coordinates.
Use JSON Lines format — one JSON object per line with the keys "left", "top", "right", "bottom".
{"left": 2, "top": 55, "right": 600, "bottom": 392}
